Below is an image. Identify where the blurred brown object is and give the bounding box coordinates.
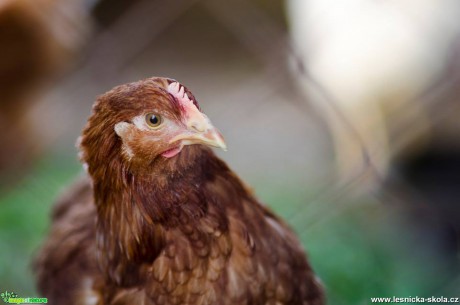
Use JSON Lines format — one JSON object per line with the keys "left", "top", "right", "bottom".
{"left": 0, "top": 0, "right": 89, "bottom": 185}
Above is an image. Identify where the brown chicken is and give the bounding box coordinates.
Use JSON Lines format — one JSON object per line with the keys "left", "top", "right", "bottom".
{"left": 34, "top": 77, "right": 324, "bottom": 305}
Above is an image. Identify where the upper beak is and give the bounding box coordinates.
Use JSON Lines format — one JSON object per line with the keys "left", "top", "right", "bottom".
{"left": 169, "top": 114, "right": 227, "bottom": 151}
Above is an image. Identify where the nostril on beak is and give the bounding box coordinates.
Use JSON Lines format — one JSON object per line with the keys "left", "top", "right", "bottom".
{"left": 190, "top": 122, "right": 205, "bottom": 132}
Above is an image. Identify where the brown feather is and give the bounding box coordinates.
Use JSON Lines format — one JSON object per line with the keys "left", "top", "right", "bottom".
{"left": 34, "top": 77, "right": 325, "bottom": 305}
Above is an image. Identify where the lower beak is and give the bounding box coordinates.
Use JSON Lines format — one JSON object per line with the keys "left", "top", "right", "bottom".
{"left": 170, "top": 127, "right": 227, "bottom": 151}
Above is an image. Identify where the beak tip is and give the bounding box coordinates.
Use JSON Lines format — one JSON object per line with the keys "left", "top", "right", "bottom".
{"left": 218, "top": 139, "right": 227, "bottom": 152}
{"left": 214, "top": 131, "right": 227, "bottom": 151}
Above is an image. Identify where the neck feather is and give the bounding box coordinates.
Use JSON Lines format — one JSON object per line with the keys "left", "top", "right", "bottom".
{"left": 90, "top": 146, "right": 223, "bottom": 285}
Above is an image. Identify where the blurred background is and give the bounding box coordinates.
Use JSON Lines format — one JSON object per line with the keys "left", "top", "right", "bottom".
{"left": 0, "top": 0, "right": 459, "bottom": 303}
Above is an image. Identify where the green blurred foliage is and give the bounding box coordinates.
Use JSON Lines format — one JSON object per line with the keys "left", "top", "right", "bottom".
{"left": 0, "top": 152, "right": 80, "bottom": 294}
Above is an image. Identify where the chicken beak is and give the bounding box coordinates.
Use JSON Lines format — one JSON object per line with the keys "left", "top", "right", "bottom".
{"left": 169, "top": 114, "right": 227, "bottom": 151}
{"left": 183, "top": 127, "right": 227, "bottom": 151}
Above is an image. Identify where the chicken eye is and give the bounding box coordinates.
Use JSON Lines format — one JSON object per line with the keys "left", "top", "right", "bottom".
{"left": 145, "top": 113, "right": 162, "bottom": 128}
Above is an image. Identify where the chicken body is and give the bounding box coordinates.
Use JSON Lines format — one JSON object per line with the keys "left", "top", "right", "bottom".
{"left": 34, "top": 77, "right": 324, "bottom": 305}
